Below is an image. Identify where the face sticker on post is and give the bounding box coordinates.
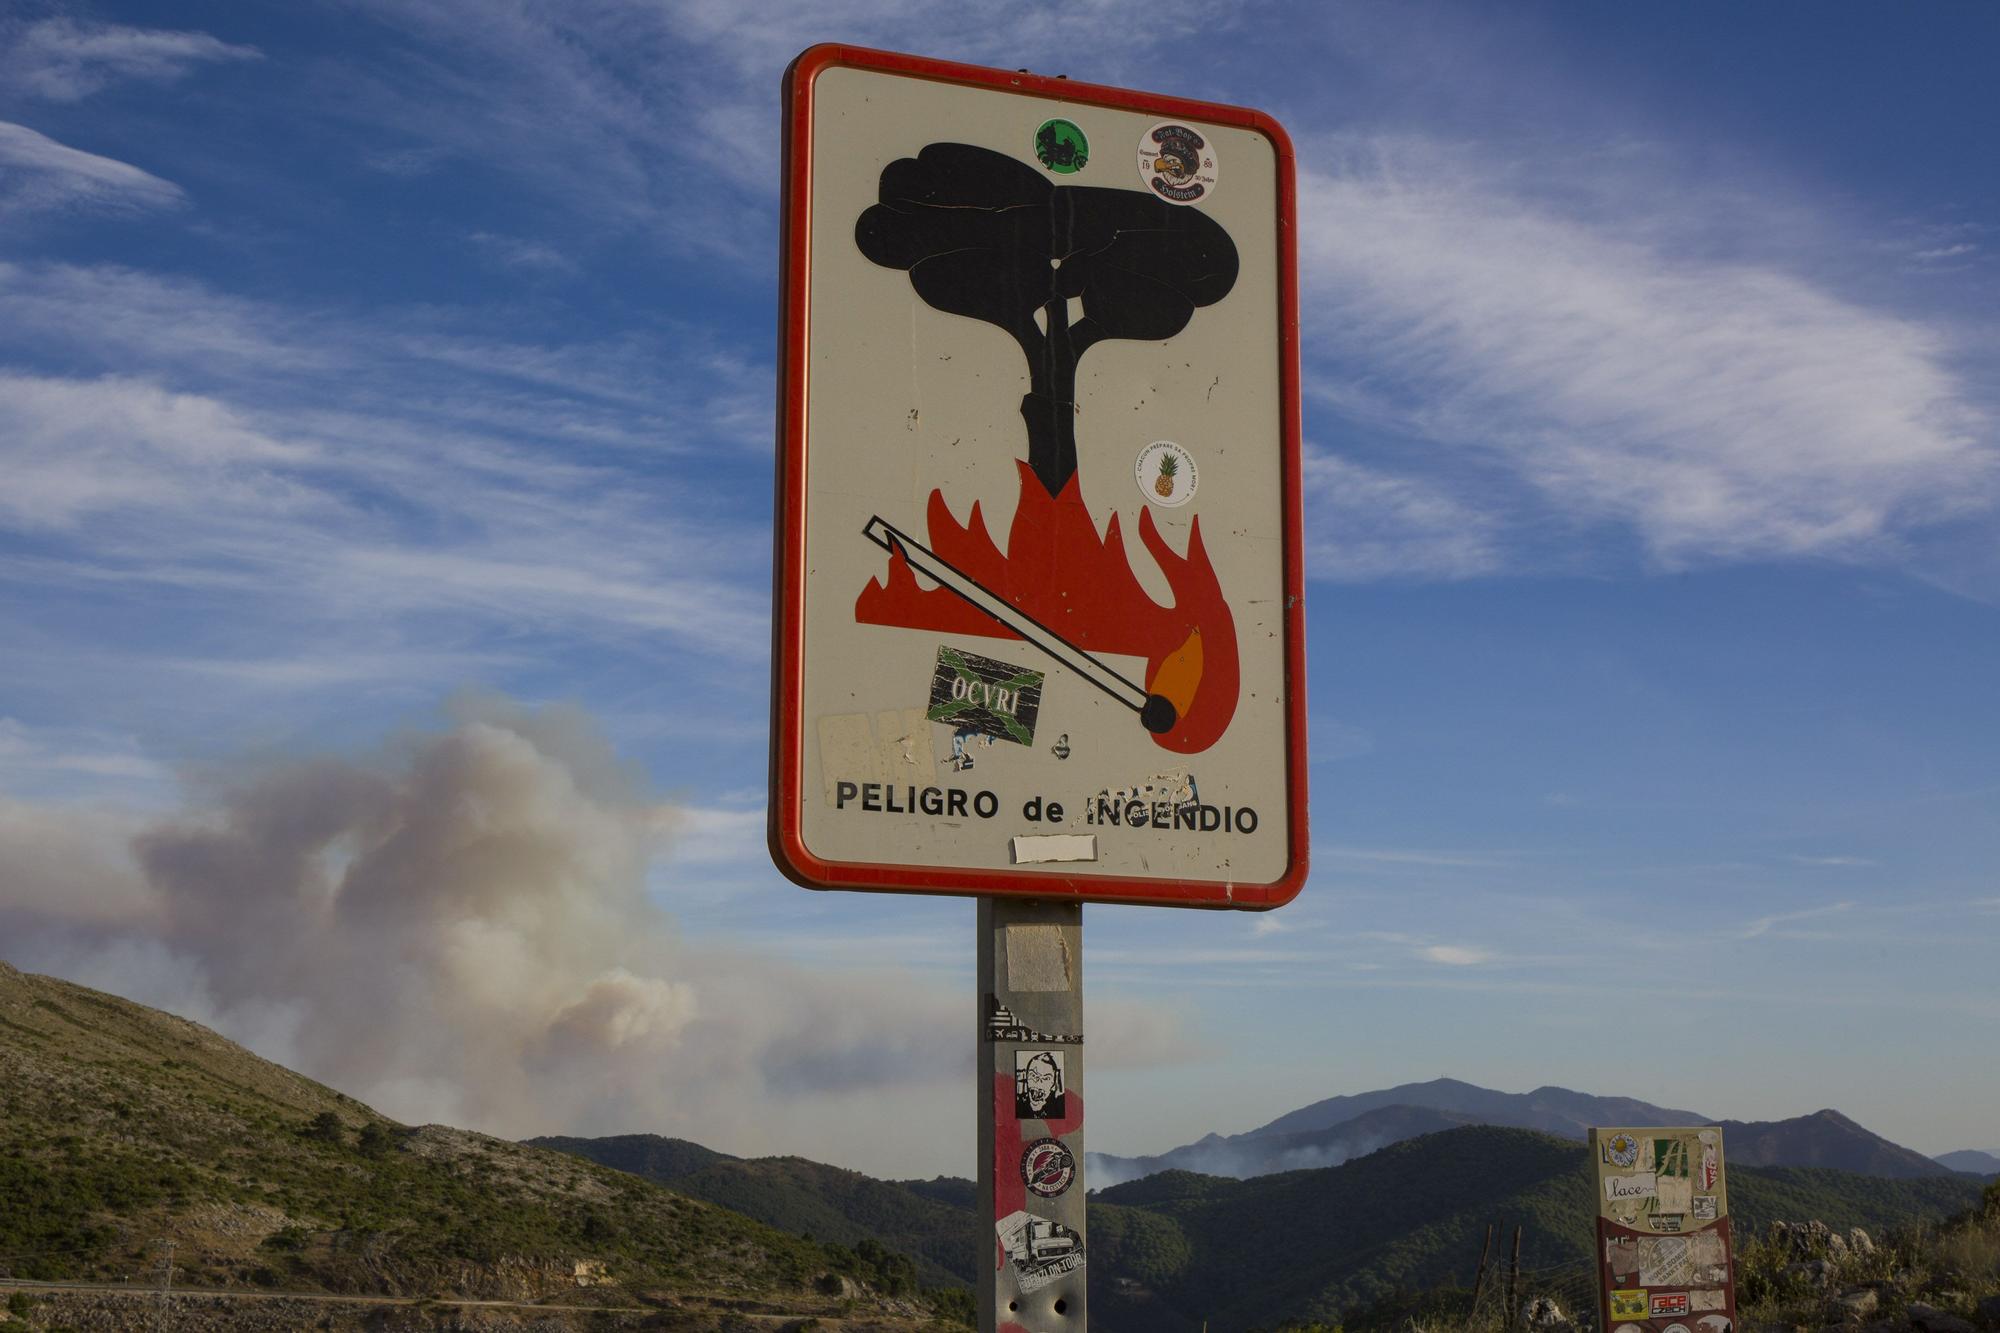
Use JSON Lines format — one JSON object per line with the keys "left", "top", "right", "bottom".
{"left": 1015, "top": 1050, "right": 1066, "bottom": 1119}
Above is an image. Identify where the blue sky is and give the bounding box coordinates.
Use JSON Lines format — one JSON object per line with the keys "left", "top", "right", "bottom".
{"left": 1, "top": 0, "right": 1995, "bottom": 1178}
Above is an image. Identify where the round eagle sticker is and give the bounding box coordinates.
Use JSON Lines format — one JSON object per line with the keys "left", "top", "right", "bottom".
{"left": 1135, "top": 440, "right": 1197, "bottom": 507}
{"left": 1020, "top": 1137, "right": 1076, "bottom": 1198}
{"left": 1137, "top": 122, "right": 1219, "bottom": 205}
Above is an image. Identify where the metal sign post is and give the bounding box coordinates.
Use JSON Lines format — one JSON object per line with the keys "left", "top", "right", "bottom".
{"left": 979, "top": 899, "right": 1087, "bottom": 1329}
{"left": 772, "top": 43, "right": 1306, "bottom": 1331}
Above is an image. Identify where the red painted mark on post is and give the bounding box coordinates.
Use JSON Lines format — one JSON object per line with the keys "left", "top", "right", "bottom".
{"left": 993, "top": 1072, "right": 1084, "bottom": 1270}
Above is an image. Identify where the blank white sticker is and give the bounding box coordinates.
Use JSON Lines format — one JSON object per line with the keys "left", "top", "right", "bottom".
{"left": 1009, "top": 835, "right": 1098, "bottom": 865}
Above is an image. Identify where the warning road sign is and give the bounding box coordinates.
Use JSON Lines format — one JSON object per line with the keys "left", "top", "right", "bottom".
{"left": 769, "top": 44, "right": 1306, "bottom": 907}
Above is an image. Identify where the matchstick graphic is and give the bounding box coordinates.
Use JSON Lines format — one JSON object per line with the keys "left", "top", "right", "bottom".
{"left": 863, "top": 516, "right": 1181, "bottom": 734}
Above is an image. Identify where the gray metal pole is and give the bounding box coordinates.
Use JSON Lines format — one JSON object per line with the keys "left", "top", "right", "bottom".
{"left": 978, "top": 897, "right": 1085, "bottom": 1331}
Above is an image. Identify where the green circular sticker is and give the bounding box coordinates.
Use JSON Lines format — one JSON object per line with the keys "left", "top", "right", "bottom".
{"left": 1034, "top": 119, "right": 1089, "bottom": 173}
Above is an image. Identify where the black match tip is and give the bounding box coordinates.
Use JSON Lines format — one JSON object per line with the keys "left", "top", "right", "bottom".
{"left": 1140, "top": 694, "right": 1178, "bottom": 734}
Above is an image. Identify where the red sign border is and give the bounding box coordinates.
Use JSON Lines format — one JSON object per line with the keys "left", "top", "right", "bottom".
{"left": 769, "top": 43, "right": 1307, "bottom": 909}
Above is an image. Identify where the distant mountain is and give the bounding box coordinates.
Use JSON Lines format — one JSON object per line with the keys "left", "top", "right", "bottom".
{"left": 0, "top": 960, "right": 954, "bottom": 1325}
{"left": 534, "top": 1133, "right": 979, "bottom": 1289}
{"left": 1090, "top": 1103, "right": 1481, "bottom": 1185}
{"left": 527, "top": 1132, "right": 736, "bottom": 1182}
{"left": 1935, "top": 1149, "right": 2000, "bottom": 1178}
{"left": 1085, "top": 1125, "right": 1988, "bottom": 1333}
{"left": 1717, "top": 1109, "right": 1955, "bottom": 1178}
{"left": 1094, "top": 1077, "right": 1954, "bottom": 1185}
{"left": 894, "top": 1175, "right": 978, "bottom": 1210}
{"left": 1249, "top": 1077, "right": 1707, "bottom": 1141}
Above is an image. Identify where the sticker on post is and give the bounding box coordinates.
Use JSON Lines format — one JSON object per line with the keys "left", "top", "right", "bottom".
{"left": 928, "top": 645, "right": 1043, "bottom": 748}
{"left": 1604, "top": 1132, "right": 1641, "bottom": 1168}
{"left": 1605, "top": 1172, "right": 1657, "bottom": 1203}
{"left": 1692, "top": 1291, "right": 1728, "bottom": 1312}
{"left": 1020, "top": 1137, "right": 1077, "bottom": 1198}
{"left": 1652, "top": 1294, "right": 1692, "bottom": 1319}
{"left": 1015, "top": 1050, "right": 1067, "bottom": 1120}
{"left": 1696, "top": 1316, "right": 1732, "bottom": 1333}
{"left": 1610, "top": 1291, "right": 1648, "bottom": 1320}
{"left": 995, "top": 1211, "right": 1084, "bottom": 1293}
{"left": 985, "top": 997, "right": 1082, "bottom": 1045}
{"left": 1639, "top": 1236, "right": 1692, "bottom": 1286}
{"left": 1692, "top": 1195, "right": 1718, "bottom": 1221}
{"left": 1606, "top": 1236, "right": 1639, "bottom": 1284}
{"left": 1688, "top": 1231, "right": 1728, "bottom": 1283}
{"left": 1137, "top": 122, "right": 1218, "bottom": 204}
{"left": 1135, "top": 441, "right": 1197, "bottom": 507}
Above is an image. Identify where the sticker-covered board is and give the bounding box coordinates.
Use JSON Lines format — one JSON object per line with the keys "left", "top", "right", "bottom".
{"left": 771, "top": 44, "right": 1306, "bottom": 907}
{"left": 1590, "top": 1126, "right": 1737, "bottom": 1333}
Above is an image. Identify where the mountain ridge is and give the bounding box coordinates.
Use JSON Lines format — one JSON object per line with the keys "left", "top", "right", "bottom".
{"left": 1935, "top": 1148, "right": 2000, "bottom": 1178}
{"left": 1091, "top": 1077, "right": 1956, "bottom": 1184}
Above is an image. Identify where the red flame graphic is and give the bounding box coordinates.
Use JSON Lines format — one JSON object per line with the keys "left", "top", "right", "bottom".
{"left": 856, "top": 462, "right": 1238, "bottom": 753}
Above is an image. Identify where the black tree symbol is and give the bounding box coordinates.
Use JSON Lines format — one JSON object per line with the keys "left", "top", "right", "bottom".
{"left": 856, "top": 142, "right": 1239, "bottom": 498}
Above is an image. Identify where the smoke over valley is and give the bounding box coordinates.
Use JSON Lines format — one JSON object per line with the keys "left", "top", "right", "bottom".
{"left": 0, "top": 697, "right": 1191, "bottom": 1172}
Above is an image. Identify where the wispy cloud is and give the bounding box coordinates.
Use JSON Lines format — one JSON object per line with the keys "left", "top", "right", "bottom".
{"left": 0, "top": 720, "right": 169, "bottom": 794}
{"left": 0, "top": 121, "right": 183, "bottom": 217}
{"left": 1319, "top": 844, "right": 1514, "bottom": 868}
{"left": 325, "top": 0, "right": 1227, "bottom": 251}
{"left": 1302, "top": 445, "right": 1502, "bottom": 580}
{"left": 1789, "top": 854, "right": 1876, "bottom": 869}
{"left": 1300, "top": 135, "right": 1996, "bottom": 573}
{"left": 1735, "top": 900, "right": 1856, "bottom": 940}
{"left": 0, "top": 18, "right": 260, "bottom": 102}
{"left": 464, "top": 230, "right": 578, "bottom": 275}
{"left": 0, "top": 263, "right": 774, "bottom": 695}
{"left": 1418, "top": 944, "right": 1492, "bottom": 966}
{"left": 0, "top": 372, "right": 309, "bottom": 529}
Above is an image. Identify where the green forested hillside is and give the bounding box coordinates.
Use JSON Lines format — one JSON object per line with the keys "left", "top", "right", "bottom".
{"left": 538, "top": 1121, "right": 1986, "bottom": 1333}
{"left": 1083, "top": 1127, "right": 1989, "bottom": 1333}
{"left": 535, "top": 1134, "right": 981, "bottom": 1288}
{"left": 526, "top": 1132, "right": 735, "bottom": 1182}
{"left": 0, "top": 962, "right": 959, "bottom": 1327}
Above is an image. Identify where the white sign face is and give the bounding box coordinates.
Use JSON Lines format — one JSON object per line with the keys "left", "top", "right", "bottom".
{"left": 771, "top": 47, "right": 1305, "bottom": 907}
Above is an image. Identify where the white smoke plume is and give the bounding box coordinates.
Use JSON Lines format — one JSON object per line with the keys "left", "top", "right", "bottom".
{"left": 0, "top": 698, "right": 999, "bottom": 1170}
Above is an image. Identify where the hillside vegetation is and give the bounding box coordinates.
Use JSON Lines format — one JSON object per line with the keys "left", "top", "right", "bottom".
{"left": 534, "top": 1133, "right": 982, "bottom": 1290}
{"left": 0, "top": 962, "right": 966, "bottom": 1328}
{"left": 536, "top": 1123, "right": 1986, "bottom": 1333}
{"left": 1081, "top": 1127, "right": 1985, "bottom": 1332}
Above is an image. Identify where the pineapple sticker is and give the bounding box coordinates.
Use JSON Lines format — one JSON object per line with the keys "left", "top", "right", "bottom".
{"left": 1134, "top": 440, "right": 1197, "bottom": 508}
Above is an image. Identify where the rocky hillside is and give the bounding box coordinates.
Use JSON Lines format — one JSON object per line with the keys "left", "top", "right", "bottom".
{"left": 0, "top": 962, "right": 966, "bottom": 1329}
